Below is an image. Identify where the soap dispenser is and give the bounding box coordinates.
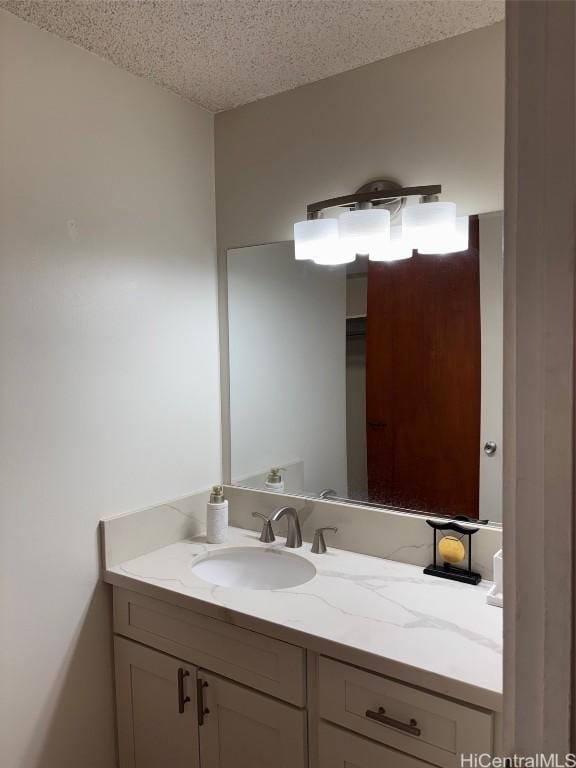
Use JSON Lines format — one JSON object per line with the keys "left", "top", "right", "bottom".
{"left": 486, "top": 549, "right": 503, "bottom": 607}
{"left": 264, "top": 467, "right": 285, "bottom": 493}
{"left": 206, "top": 485, "right": 228, "bottom": 544}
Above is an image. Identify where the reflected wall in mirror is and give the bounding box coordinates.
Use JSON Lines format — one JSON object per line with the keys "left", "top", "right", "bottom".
{"left": 227, "top": 211, "right": 503, "bottom": 523}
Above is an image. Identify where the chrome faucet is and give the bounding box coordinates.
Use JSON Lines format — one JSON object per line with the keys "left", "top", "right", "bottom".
{"left": 312, "top": 526, "right": 338, "bottom": 554}
{"left": 251, "top": 511, "right": 275, "bottom": 543}
{"left": 269, "top": 506, "right": 302, "bottom": 548}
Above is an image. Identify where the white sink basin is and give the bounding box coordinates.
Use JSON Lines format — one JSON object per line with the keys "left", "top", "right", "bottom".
{"left": 191, "top": 547, "right": 316, "bottom": 590}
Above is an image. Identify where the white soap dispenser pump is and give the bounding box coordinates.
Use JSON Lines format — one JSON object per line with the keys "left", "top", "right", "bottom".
{"left": 206, "top": 485, "right": 228, "bottom": 544}
{"left": 265, "top": 467, "right": 285, "bottom": 493}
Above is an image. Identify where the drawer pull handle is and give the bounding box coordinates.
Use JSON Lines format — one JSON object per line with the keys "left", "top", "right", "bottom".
{"left": 365, "top": 707, "right": 422, "bottom": 737}
{"left": 196, "top": 679, "right": 209, "bottom": 726}
{"left": 177, "top": 668, "right": 190, "bottom": 714}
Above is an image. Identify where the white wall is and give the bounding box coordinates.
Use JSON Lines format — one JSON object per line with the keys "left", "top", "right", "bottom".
{"left": 227, "top": 242, "right": 347, "bottom": 496}
{"left": 0, "top": 11, "right": 220, "bottom": 768}
{"left": 216, "top": 22, "right": 505, "bottom": 479}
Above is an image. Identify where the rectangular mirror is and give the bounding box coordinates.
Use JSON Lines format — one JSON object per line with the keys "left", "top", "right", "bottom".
{"left": 226, "top": 211, "right": 503, "bottom": 523}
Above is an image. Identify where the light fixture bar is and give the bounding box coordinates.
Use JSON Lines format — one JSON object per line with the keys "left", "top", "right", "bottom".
{"left": 306, "top": 184, "right": 442, "bottom": 216}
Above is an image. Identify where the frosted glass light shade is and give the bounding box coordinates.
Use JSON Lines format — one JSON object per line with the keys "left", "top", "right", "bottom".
{"left": 402, "top": 202, "right": 457, "bottom": 250}
{"left": 370, "top": 225, "right": 413, "bottom": 262}
{"left": 293, "top": 218, "right": 347, "bottom": 264}
{"left": 339, "top": 208, "right": 390, "bottom": 261}
{"left": 313, "top": 245, "right": 356, "bottom": 265}
{"left": 416, "top": 216, "right": 470, "bottom": 254}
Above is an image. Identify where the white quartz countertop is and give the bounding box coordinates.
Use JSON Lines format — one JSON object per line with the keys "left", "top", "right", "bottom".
{"left": 104, "top": 526, "right": 502, "bottom": 710}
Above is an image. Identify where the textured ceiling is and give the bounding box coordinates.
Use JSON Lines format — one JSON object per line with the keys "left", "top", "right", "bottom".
{"left": 0, "top": 0, "right": 505, "bottom": 112}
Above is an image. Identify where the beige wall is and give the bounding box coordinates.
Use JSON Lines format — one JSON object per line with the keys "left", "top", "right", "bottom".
{"left": 0, "top": 11, "right": 220, "bottom": 768}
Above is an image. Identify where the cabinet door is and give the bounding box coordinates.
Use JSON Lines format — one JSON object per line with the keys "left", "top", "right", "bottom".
{"left": 366, "top": 217, "right": 480, "bottom": 517}
{"left": 319, "top": 722, "right": 433, "bottom": 768}
{"left": 114, "top": 636, "right": 200, "bottom": 768}
{"left": 199, "top": 670, "right": 307, "bottom": 768}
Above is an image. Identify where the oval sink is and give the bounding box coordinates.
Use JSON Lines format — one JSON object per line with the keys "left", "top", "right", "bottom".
{"left": 191, "top": 547, "right": 316, "bottom": 590}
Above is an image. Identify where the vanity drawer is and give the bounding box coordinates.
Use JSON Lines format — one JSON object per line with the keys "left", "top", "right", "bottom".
{"left": 319, "top": 722, "right": 434, "bottom": 768}
{"left": 113, "top": 588, "right": 306, "bottom": 706}
{"left": 318, "top": 657, "right": 492, "bottom": 767}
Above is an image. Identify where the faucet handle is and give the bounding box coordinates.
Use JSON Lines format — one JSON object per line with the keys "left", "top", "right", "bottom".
{"left": 312, "top": 526, "right": 338, "bottom": 554}
{"left": 252, "top": 512, "right": 275, "bottom": 543}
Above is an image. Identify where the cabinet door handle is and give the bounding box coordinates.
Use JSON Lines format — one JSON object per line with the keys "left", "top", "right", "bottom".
{"left": 365, "top": 707, "right": 421, "bottom": 737}
{"left": 196, "top": 679, "right": 210, "bottom": 726}
{"left": 177, "top": 668, "right": 190, "bottom": 714}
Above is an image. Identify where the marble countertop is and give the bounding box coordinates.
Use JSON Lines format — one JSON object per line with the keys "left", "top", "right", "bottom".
{"left": 104, "top": 526, "right": 502, "bottom": 710}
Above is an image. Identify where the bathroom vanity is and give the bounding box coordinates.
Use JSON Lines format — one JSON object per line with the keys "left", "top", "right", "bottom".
{"left": 102, "top": 517, "right": 502, "bottom": 768}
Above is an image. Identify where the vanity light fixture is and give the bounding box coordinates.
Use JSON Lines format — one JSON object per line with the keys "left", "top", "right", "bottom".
{"left": 293, "top": 179, "right": 469, "bottom": 265}
{"left": 402, "top": 199, "right": 456, "bottom": 250}
{"left": 293, "top": 216, "right": 352, "bottom": 265}
{"left": 371, "top": 225, "right": 413, "bottom": 262}
{"left": 415, "top": 215, "right": 470, "bottom": 255}
{"left": 338, "top": 206, "right": 391, "bottom": 261}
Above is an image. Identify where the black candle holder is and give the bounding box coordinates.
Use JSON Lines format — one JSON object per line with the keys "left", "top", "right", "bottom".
{"left": 424, "top": 518, "right": 481, "bottom": 585}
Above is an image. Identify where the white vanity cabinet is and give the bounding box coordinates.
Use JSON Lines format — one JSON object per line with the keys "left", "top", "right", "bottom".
{"left": 115, "top": 634, "right": 307, "bottom": 768}
{"left": 318, "top": 657, "right": 493, "bottom": 767}
{"left": 112, "top": 587, "right": 496, "bottom": 768}
{"left": 115, "top": 636, "right": 200, "bottom": 768}
{"left": 113, "top": 588, "right": 308, "bottom": 768}
{"left": 199, "top": 671, "right": 307, "bottom": 768}
{"left": 319, "top": 722, "right": 434, "bottom": 768}
{"left": 113, "top": 587, "right": 306, "bottom": 705}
